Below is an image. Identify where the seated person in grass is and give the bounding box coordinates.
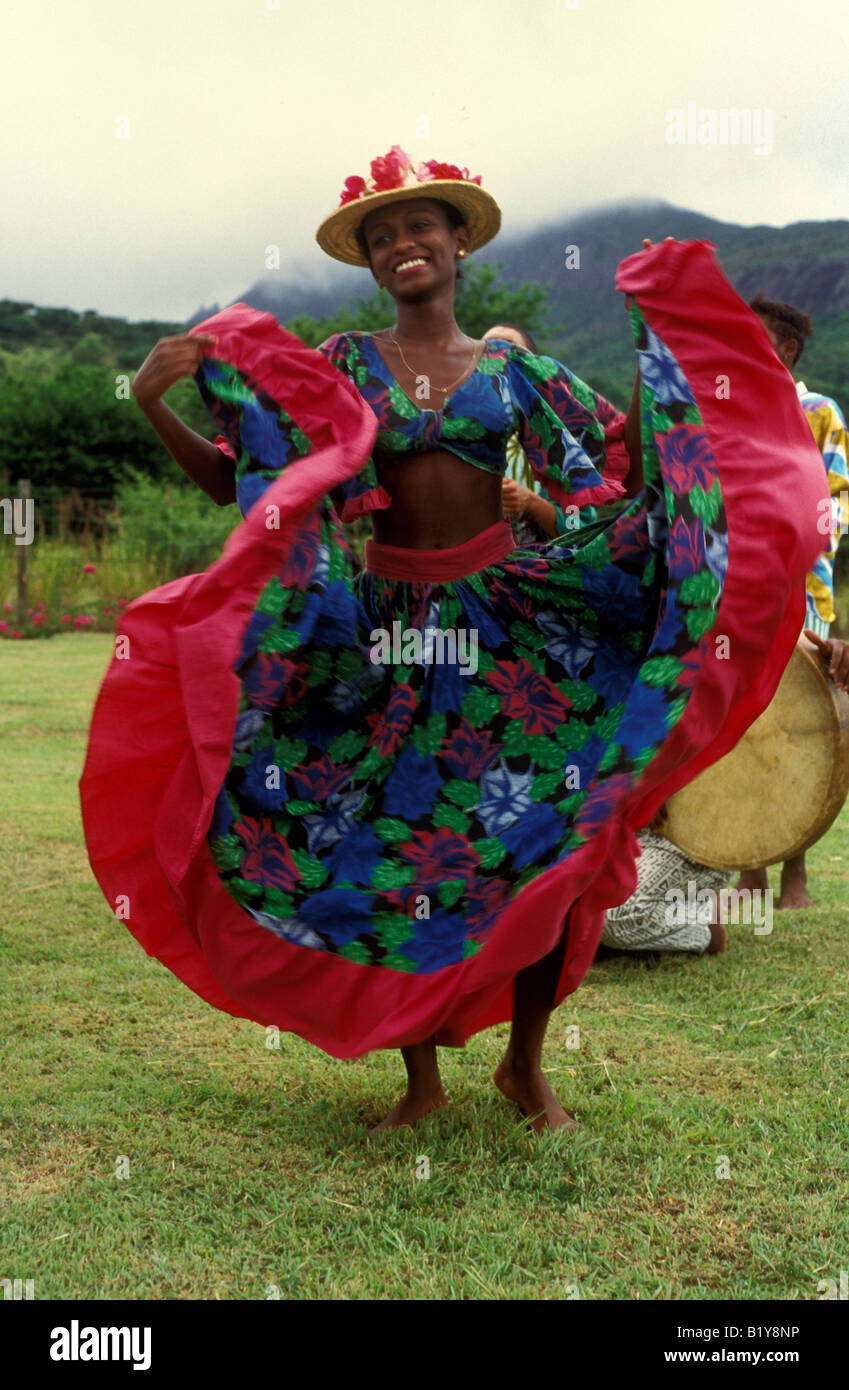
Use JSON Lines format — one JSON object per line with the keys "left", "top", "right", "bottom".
{"left": 601, "top": 632, "right": 849, "bottom": 957}
{"left": 599, "top": 812, "right": 732, "bottom": 958}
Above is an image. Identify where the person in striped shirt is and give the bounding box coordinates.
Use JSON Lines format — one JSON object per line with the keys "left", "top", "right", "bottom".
{"left": 749, "top": 294, "right": 849, "bottom": 638}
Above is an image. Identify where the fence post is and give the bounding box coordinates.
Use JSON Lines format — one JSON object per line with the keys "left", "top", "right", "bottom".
{"left": 16, "top": 478, "right": 30, "bottom": 627}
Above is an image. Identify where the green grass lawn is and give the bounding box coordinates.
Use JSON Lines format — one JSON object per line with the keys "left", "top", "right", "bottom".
{"left": 2, "top": 634, "right": 848, "bottom": 1300}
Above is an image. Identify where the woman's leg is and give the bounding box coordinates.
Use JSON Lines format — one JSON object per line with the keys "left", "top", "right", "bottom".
{"left": 372, "top": 1036, "right": 448, "bottom": 1130}
{"left": 494, "top": 925, "right": 577, "bottom": 1132}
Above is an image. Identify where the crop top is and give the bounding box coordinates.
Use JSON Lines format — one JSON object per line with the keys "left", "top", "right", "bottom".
{"left": 316, "top": 333, "right": 628, "bottom": 522}
{"left": 211, "top": 330, "right": 629, "bottom": 523}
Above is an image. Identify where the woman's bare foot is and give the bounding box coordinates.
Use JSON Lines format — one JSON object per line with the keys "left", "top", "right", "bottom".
{"left": 370, "top": 1036, "right": 447, "bottom": 1131}
{"left": 370, "top": 1088, "right": 448, "bottom": 1132}
{"left": 493, "top": 1059, "right": 577, "bottom": 1133}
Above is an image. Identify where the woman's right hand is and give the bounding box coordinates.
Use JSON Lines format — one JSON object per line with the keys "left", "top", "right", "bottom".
{"left": 132, "top": 333, "right": 218, "bottom": 409}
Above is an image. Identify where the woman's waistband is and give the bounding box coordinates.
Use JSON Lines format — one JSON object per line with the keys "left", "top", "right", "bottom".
{"left": 364, "top": 520, "right": 516, "bottom": 582}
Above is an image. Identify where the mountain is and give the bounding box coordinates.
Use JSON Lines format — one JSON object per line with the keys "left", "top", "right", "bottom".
{"left": 217, "top": 200, "right": 849, "bottom": 404}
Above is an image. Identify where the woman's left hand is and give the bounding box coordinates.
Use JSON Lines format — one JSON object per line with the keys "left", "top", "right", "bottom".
{"left": 625, "top": 239, "right": 678, "bottom": 306}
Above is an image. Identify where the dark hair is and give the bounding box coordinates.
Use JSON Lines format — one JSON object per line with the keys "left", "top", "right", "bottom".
{"left": 749, "top": 292, "right": 813, "bottom": 364}
{"left": 355, "top": 198, "right": 466, "bottom": 279}
{"left": 489, "top": 322, "right": 538, "bottom": 354}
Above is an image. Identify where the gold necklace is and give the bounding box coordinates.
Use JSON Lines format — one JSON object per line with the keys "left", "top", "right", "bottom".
{"left": 388, "top": 332, "right": 479, "bottom": 396}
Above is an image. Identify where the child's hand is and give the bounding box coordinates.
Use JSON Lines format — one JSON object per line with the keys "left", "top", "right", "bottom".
{"left": 804, "top": 628, "right": 849, "bottom": 691}
{"left": 502, "top": 478, "right": 534, "bottom": 517}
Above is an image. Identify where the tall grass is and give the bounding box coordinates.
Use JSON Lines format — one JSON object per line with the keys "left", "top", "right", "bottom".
{"left": 0, "top": 475, "right": 236, "bottom": 637}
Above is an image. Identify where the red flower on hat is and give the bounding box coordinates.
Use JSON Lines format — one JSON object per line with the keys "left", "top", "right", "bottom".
{"left": 418, "top": 159, "right": 482, "bottom": 185}
{"left": 418, "top": 160, "right": 459, "bottom": 181}
{"left": 338, "top": 174, "right": 367, "bottom": 206}
{"left": 335, "top": 146, "right": 484, "bottom": 213}
{"left": 369, "top": 144, "right": 412, "bottom": 192}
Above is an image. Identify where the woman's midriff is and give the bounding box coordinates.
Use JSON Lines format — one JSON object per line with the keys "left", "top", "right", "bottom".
{"left": 371, "top": 450, "right": 504, "bottom": 549}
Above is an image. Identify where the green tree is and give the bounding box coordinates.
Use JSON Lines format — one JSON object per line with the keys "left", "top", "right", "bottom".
{"left": 455, "top": 262, "right": 548, "bottom": 339}
{"left": 71, "top": 332, "right": 111, "bottom": 366}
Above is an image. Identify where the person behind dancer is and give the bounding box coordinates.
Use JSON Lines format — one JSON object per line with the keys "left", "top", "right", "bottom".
{"left": 491, "top": 313, "right": 734, "bottom": 954}
{"left": 488, "top": 324, "right": 555, "bottom": 535}
{"left": 82, "top": 147, "right": 823, "bottom": 1134}
{"left": 739, "top": 294, "right": 849, "bottom": 908}
{"left": 483, "top": 323, "right": 564, "bottom": 541}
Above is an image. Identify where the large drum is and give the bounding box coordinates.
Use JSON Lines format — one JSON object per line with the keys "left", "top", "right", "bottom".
{"left": 663, "top": 643, "right": 849, "bottom": 870}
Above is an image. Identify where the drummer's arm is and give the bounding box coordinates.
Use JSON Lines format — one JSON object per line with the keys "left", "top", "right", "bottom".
{"left": 804, "top": 630, "right": 849, "bottom": 691}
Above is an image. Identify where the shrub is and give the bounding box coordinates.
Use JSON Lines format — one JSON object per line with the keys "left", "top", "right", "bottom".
{"left": 107, "top": 472, "right": 237, "bottom": 577}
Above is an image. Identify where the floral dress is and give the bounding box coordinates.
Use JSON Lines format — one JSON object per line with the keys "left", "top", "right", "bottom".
{"left": 80, "top": 241, "right": 825, "bottom": 1058}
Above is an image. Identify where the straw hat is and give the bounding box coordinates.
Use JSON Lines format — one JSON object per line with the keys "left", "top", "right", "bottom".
{"left": 316, "top": 144, "right": 501, "bottom": 267}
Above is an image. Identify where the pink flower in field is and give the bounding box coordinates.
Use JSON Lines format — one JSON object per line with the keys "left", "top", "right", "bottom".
{"left": 2, "top": 603, "right": 10, "bottom": 613}
{"left": 73, "top": 615, "right": 94, "bottom": 628}
{"left": 60, "top": 616, "right": 72, "bottom": 624}
{"left": 116, "top": 598, "right": 128, "bottom": 607}
{"left": 101, "top": 608, "right": 114, "bottom": 617}
{"left": 0, "top": 621, "right": 8, "bottom": 633}
{"left": 83, "top": 563, "right": 97, "bottom": 574}
{"left": 10, "top": 630, "right": 23, "bottom": 639}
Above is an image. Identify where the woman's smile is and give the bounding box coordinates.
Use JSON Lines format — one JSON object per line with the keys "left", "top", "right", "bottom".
{"left": 394, "top": 256, "right": 430, "bottom": 277}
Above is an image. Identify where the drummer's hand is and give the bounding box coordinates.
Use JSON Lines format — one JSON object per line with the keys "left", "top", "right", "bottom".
{"left": 804, "top": 629, "right": 849, "bottom": 690}
{"left": 502, "top": 477, "right": 533, "bottom": 517}
{"left": 132, "top": 333, "right": 219, "bottom": 410}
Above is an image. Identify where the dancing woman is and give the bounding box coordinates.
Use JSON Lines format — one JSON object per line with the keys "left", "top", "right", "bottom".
{"left": 81, "top": 147, "right": 824, "bottom": 1130}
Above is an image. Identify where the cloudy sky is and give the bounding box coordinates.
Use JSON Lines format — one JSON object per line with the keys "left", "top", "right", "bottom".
{"left": 2, "top": 0, "right": 847, "bottom": 321}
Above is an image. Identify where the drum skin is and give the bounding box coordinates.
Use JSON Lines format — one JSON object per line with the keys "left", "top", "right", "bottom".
{"left": 664, "top": 643, "right": 849, "bottom": 870}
